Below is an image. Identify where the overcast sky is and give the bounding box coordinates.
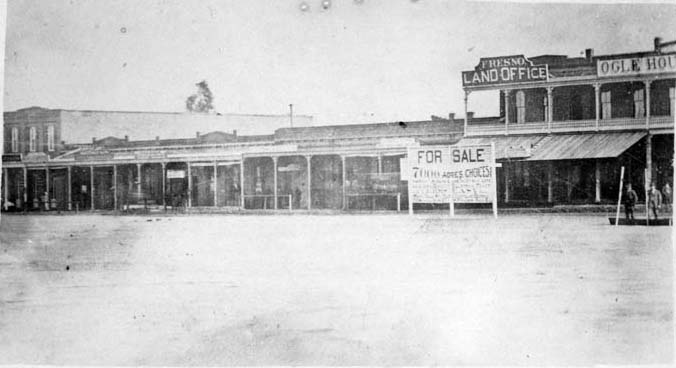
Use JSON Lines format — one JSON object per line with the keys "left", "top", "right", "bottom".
{"left": 3, "top": 0, "right": 676, "bottom": 125}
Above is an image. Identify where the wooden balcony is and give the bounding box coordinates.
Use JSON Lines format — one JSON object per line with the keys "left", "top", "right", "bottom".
{"left": 465, "top": 115, "right": 674, "bottom": 136}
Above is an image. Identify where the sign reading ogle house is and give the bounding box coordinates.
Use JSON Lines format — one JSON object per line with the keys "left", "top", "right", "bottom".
{"left": 462, "top": 55, "right": 548, "bottom": 88}
{"left": 406, "top": 144, "right": 494, "bottom": 203}
{"left": 597, "top": 53, "right": 676, "bottom": 78}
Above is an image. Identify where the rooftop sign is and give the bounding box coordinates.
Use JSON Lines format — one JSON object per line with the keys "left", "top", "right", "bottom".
{"left": 597, "top": 53, "right": 676, "bottom": 78}
{"left": 462, "top": 55, "right": 548, "bottom": 88}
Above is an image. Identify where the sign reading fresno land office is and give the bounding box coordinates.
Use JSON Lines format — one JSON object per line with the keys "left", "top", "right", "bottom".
{"left": 407, "top": 145, "right": 495, "bottom": 204}
{"left": 462, "top": 55, "right": 548, "bottom": 88}
{"left": 597, "top": 53, "right": 676, "bottom": 78}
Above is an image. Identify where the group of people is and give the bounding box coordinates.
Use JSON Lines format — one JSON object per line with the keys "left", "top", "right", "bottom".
{"left": 624, "top": 182, "right": 672, "bottom": 220}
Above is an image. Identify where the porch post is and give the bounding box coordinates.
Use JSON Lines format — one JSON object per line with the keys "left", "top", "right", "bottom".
{"left": 594, "top": 83, "right": 601, "bottom": 131}
{"left": 504, "top": 90, "right": 510, "bottom": 135}
{"left": 67, "top": 166, "right": 72, "bottom": 210}
{"left": 240, "top": 159, "right": 245, "bottom": 208}
{"left": 187, "top": 162, "right": 192, "bottom": 208}
{"left": 644, "top": 80, "right": 652, "bottom": 130}
{"left": 90, "top": 166, "right": 95, "bottom": 210}
{"left": 2, "top": 168, "right": 7, "bottom": 209}
{"left": 45, "top": 167, "right": 50, "bottom": 210}
{"left": 113, "top": 165, "right": 117, "bottom": 210}
{"left": 547, "top": 162, "right": 554, "bottom": 203}
{"left": 595, "top": 160, "right": 601, "bottom": 203}
{"left": 377, "top": 154, "right": 383, "bottom": 174}
{"left": 646, "top": 133, "right": 653, "bottom": 188}
{"left": 547, "top": 86, "right": 554, "bottom": 133}
{"left": 341, "top": 155, "right": 346, "bottom": 210}
{"left": 504, "top": 163, "right": 510, "bottom": 203}
{"left": 306, "top": 155, "right": 312, "bottom": 210}
{"left": 137, "top": 163, "right": 142, "bottom": 200}
{"left": 272, "top": 156, "right": 278, "bottom": 210}
{"left": 213, "top": 162, "right": 218, "bottom": 207}
{"left": 22, "top": 167, "right": 27, "bottom": 206}
{"left": 161, "top": 162, "right": 166, "bottom": 207}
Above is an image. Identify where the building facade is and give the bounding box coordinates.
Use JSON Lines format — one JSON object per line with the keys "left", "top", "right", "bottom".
{"left": 2, "top": 37, "right": 674, "bottom": 212}
{"left": 460, "top": 38, "right": 675, "bottom": 205}
{"left": 2, "top": 107, "right": 460, "bottom": 212}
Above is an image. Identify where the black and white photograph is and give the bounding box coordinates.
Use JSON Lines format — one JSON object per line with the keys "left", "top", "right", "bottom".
{"left": 0, "top": 0, "right": 674, "bottom": 365}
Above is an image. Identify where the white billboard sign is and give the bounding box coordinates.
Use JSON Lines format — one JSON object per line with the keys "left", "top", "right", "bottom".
{"left": 448, "top": 144, "right": 495, "bottom": 203}
{"left": 405, "top": 143, "right": 497, "bottom": 216}
{"left": 597, "top": 53, "right": 676, "bottom": 78}
{"left": 406, "top": 146, "right": 454, "bottom": 203}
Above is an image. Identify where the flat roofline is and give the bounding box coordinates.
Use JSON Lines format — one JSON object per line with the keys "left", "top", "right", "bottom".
{"left": 5, "top": 106, "right": 313, "bottom": 119}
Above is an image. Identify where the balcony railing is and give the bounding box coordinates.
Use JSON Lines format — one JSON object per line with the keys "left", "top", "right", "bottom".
{"left": 465, "top": 115, "right": 675, "bottom": 136}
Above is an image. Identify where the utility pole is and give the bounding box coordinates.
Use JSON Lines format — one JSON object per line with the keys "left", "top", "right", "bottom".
{"left": 289, "top": 104, "right": 294, "bottom": 128}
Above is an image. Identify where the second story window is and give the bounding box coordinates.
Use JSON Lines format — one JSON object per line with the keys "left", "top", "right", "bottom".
{"left": 47, "top": 125, "right": 55, "bottom": 152}
{"left": 670, "top": 87, "right": 675, "bottom": 116}
{"left": 29, "top": 126, "right": 36, "bottom": 152}
{"left": 601, "top": 91, "right": 612, "bottom": 119}
{"left": 11, "top": 127, "right": 18, "bottom": 153}
{"left": 515, "top": 90, "right": 526, "bottom": 124}
{"left": 634, "top": 89, "right": 645, "bottom": 118}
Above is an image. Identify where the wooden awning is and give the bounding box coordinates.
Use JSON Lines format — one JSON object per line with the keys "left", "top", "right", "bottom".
{"left": 525, "top": 132, "right": 646, "bottom": 161}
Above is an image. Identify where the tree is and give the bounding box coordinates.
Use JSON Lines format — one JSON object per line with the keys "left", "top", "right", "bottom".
{"left": 185, "top": 80, "right": 214, "bottom": 113}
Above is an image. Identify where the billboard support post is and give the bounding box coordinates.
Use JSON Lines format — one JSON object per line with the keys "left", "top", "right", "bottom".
{"left": 450, "top": 181, "right": 455, "bottom": 217}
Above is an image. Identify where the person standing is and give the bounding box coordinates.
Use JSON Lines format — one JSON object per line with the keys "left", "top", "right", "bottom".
{"left": 624, "top": 183, "right": 638, "bottom": 220}
{"left": 662, "top": 183, "right": 672, "bottom": 212}
{"left": 648, "top": 183, "right": 663, "bottom": 220}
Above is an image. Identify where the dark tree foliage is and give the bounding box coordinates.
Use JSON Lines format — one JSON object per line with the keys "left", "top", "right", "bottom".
{"left": 186, "top": 80, "right": 214, "bottom": 113}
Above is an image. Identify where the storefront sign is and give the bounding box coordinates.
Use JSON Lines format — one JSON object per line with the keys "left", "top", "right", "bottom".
{"left": 462, "top": 55, "right": 548, "bottom": 87}
{"left": 167, "top": 170, "right": 186, "bottom": 179}
{"left": 597, "top": 53, "right": 676, "bottom": 78}
{"left": 448, "top": 144, "right": 495, "bottom": 203}
{"left": 2, "top": 154, "right": 22, "bottom": 162}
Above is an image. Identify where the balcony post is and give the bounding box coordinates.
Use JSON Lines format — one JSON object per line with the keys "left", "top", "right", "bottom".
{"left": 504, "top": 90, "right": 510, "bottom": 136}
{"left": 646, "top": 133, "right": 653, "bottom": 189}
{"left": 644, "top": 80, "right": 652, "bottom": 130}
{"left": 463, "top": 90, "right": 470, "bottom": 136}
{"left": 594, "top": 83, "right": 601, "bottom": 131}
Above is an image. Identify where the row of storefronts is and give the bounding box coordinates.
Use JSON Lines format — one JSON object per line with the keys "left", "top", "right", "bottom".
{"left": 2, "top": 38, "right": 675, "bottom": 212}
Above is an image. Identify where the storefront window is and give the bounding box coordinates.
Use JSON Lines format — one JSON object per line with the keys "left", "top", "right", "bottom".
{"left": 634, "top": 89, "right": 645, "bottom": 118}
{"left": 516, "top": 90, "right": 526, "bottom": 124}
{"left": 601, "top": 91, "right": 612, "bottom": 119}
{"left": 47, "top": 125, "right": 55, "bottom": 152}
{"left": 11, "top": 127, "right": 18, "bottom": 152}
{"left": 29, "top": 127, "right": 36, "bottom": 152}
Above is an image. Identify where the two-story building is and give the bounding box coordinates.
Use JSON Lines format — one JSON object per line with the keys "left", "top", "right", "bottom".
{"left": 459, "top": 37, "right": 675, "bottom": 205}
